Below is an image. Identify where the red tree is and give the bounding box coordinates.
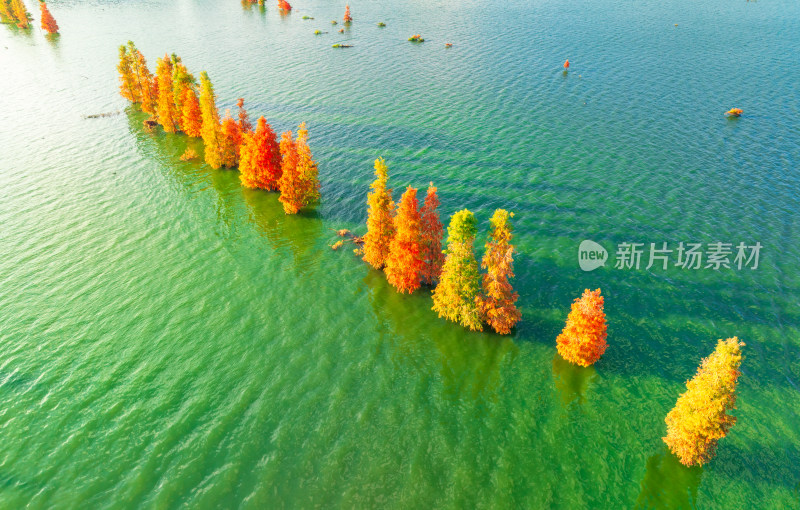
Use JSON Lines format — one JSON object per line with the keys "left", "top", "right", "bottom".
{"left": 419, "top": 183, "right": 444, "bottom": 284}
{"left": 239, "top": 116, "right": 282, "bottom": 190}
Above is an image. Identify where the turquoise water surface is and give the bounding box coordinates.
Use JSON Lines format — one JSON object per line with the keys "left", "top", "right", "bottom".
{"left": 1, "top": 0, "right": 799, "bottom": 507}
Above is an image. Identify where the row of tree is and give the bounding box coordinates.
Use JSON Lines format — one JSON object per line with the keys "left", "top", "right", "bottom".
{"left": 0, "top": 0, "right": 57, "bottom": 33}
{"left": 116, "top": 43, "right": 743, "bottom": 470}
{"left": 117, "top": 41, "right": 319, "bottom": 215}
{"left": 360, "top": 158, "right": 522, "bottom": 335}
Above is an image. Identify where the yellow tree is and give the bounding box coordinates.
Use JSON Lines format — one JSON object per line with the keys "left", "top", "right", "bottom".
{"left": 385, "top": 187, "right": 423, "bottom": 293}
{"left": 128, "top": 42, "right": 156, "bottom": 114}
{"left": 10, "top": 0, "right": 29, "bottom": 28}
{"left": 664, "top": 337, "right": 745, "bottom": 466}
{"left": 362, "top": 158, "right": 395, "bottom": 269}
{"left": 479, "top": 209, "right": 521, "bottom": 334}
{"left": 556, "top": 288, "right": 608, "bottom": 366}
{"left": 171, "top": 56, "right": 195, "bottom": 132}
{"left": 155, "top": 54, "right": 178, "bottom": 133}
{"left": 117, "top": 45, "right": 139, "bottom": 103}
{"left": 199, "top": 71, "right": 222, "bottom": 169}
{"left": 432, "top": 209, "right": 483, "bottom": 331}
{"left": 419, "top": 183, "right": 444, "bottom": 285}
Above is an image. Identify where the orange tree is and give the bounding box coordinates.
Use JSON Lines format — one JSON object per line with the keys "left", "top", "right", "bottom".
{"left": 385, "top": 187, "right": 423, "bottom": 293}
{"left": 419, "top": 183, "right": 444, "bottom": 285}
{"left": 556, "top": 288, "right": 607, "bottom": 366}
{"left": 40, "top": 1, "right": 58, "bottom": 34}
{"left": 479, "top": 209, "right": 521, "bottom": 334}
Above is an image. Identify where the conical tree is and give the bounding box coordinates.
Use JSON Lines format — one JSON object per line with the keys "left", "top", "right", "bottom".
{"left": 556, "top": 288, "right": 608, "bottom": 366}
{"left": 10, "top": 0, "right": 29, "bottom": 28}
{"left": 239, "top": 116, "right": 281, "bottom": 189}
{"left": 432, "top": 209, "right": 483, "bottom": 331}
{"left": 362, "top": 157, "right": 395, "bottom": 269}
{"left": 664, "top": 337, "right": 745, "bottom": 466}
{"left": 219, "top": 110, "right": 243, "bottom": 168}
{"left": 171, "top": 56, "right": 195, "bottom": 131}
{"left": 419, "top": 183, "right": 444, "bottom": 285}
{"left": 129, "top": 43, "right": 156, "bottom": 114}
{"left": 237, "top": 98, "right": 252, "bottom": 133}
{"left": 155, "top": 54, "right": 178, "bottom": 133}
{"left": 277, "top": 130, "right": 300, "bottom": 211}
{"left": 39, "top": 1, "right": 58, "bottom": 34}
{"left": 277, "top": 124, "right": 319, "bottom": 214}
{"left": 385, "top": 187, "right": 423, "bottom": 293}
{"left": 343, "top": 4, "right": 352, "bottom": 23}
{"left": 198, "top": 71, "right": 222, "bottom": 169}
{"left": 117, "top": 45, "right": 139, "bottom": 103}
{"left": 479, "top": 209, "right": 521, "bottom": 334}
{"left": 295, "top": 123, "right": 320, "bottom": 205}
{"left": 181, "top": 87, "right": 203, "bottom": 138}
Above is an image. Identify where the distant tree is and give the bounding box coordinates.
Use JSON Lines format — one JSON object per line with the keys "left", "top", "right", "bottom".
{"left": 556, "top": 288, "right": 607, "bottom": 366}
{"left": 479, "top": 209, "right": 521, "bottom": 334}
{"left": 237, "top": 98, "right": 252, "bottom": 133}
{"left": 239, "top": 116, "right": 282, "bottom": 189}
{"left": 432, "top": 209, "right": 483, "bottom": 331}
{"left": 664, "top": 337, "right": 745, "bottom": 466}
{"left": 362, "top": 157, "right": 395, "bottom": 269}
{"left": 155, "top": 54, "right": 178, "bottom": 133}
{"left": 199, "top": 71, "right": 223, "bottom": 169}
{"left": 219, "top": 110, "right": 244, "bottom": 168}
{"left": 384, "top": 187, "right": 423, "bottom": 293}
{"left": 419, "top": 183, "right": 444, "bottom": 285}
{"left": 343, "top": 4, "right": 352, "bottom": 23}
{"left": 39, "top": 1, "right": 58, "bottom": 34}
{"left": 181, "top": 87, "right": 203, "bottom": 138}
{"left": 278, "top": 123, "right": 320, "bottom": 214}
{"left": 277, "top": 0, "right": 291, "bottom": 11}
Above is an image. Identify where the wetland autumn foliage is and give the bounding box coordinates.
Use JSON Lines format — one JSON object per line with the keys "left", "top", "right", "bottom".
{"left": 117, "top": 42, "right": 319, "bottom": 214}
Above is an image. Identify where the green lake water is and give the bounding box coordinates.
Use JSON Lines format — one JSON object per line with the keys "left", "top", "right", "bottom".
{"left": 1, "top": 0, "right": 799, "bottom": 507}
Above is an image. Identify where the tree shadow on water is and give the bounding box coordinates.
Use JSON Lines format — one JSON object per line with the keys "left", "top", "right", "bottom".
{"left": 635, "top": 446, "right": 703, "bottom": 510}
{"left": 551, "top": 352, "right": 597, "bottom": 408}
